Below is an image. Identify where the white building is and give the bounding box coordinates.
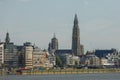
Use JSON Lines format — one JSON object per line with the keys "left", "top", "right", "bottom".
{"left": 0, "top": 43, "right": 4, "bottom": 66}
{"left": 101, "top": 58, "right": 114, "bottom": 66}
{"left": 33, "top": 47, "right": 52, "bottom": 68}
{"left": 106, "top": 53, "right": 119, "bottom": 66}
{"left": 86, "top": 55, "right": 100, "bottom": 66}
{"left": 48, "top": 53, "right": 56, "bottom": 67}
{"left": 24, "top": 42, "right": 33, "bottom": 68}
{"left": 66, "top": 54, "right": 80, "bottom": 66}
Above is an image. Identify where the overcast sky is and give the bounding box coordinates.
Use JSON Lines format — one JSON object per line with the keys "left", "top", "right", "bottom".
{"left": 0, "top": 0, "right": 120, "bottom": 52}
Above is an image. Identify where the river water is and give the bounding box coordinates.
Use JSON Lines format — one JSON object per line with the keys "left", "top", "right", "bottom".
{"left": 0, "top": 73, "right": 120, "bottom": 80}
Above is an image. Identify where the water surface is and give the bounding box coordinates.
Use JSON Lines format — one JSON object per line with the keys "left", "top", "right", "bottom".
{"left": 1, "top": 73, "right": 120, "bottom": 80}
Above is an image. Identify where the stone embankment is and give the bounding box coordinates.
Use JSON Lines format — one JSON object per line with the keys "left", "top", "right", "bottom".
{"left": 22, "top": 69, "right": 120, "bottom": 75}
{"left": 1, "top": 68, "right": 120, "bottom": 76}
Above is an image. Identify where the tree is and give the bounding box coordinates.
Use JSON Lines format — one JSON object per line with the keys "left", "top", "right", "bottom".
{"left": 56, "top": 55, "right": 63, "bottom": 67}
{"left": 1, "top": 63, "right": 6, "bottom": 68}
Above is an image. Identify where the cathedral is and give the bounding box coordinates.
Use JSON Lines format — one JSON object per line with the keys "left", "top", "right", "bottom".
{"left": 72, "top": 14, "right": 84, "bottom": 56}
{"left": 49, "top": 14, "right": 84, "bottom": 56}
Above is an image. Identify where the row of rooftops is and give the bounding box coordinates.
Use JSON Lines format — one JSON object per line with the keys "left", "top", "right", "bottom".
{"left": 54, "top": 48, "right": 118, "bottom": 58}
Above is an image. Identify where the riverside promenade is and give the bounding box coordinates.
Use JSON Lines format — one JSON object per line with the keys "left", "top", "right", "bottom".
{"left": 21, "top": 68, "right": 120, "bottom": 75}
{"left": 0, "top": 69, "right": 7, "bottom": 76}
{"left": 1, "top": 68, "right": 120, "bottom": 76}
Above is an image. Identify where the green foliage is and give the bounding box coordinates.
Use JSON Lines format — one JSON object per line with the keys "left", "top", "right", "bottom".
{"left": 56, "top": 55, "right": 63, "bottom": 67}
{"left": 1, "top": 63, "right": 6, "bottom": 68}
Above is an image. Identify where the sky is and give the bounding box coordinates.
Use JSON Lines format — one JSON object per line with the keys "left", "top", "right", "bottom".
{"left": 0, "top": 0, "right": 120, "bottom": 52}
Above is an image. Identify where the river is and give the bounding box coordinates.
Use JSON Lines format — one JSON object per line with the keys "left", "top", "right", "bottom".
{"left": 0, "top": 73, "right": 120, "bottom": 80}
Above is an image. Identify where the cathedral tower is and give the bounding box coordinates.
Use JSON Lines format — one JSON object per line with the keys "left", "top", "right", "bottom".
{"left": 72, "top": 14, "right": 82, "bottom": 56}
{"left": 51, "top": 33, "right": 58, "bottom": 50}
{"left": 5, "top": 32, "right": 10, "bottom": 44}
{"left": 48, "top": 33, "right": 58, "bottom": 52}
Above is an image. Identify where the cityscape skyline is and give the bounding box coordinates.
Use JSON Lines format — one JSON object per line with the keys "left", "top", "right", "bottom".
{"left": 0, "top": 0, "right": 120, "bottom": 52}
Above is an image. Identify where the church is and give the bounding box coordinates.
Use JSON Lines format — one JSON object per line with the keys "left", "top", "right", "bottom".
{"left": 48, "top": 14, "right": 84, "bottom": 56}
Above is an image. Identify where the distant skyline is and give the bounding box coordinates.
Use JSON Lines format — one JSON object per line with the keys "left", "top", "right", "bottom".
{"left": 0, "top": 0, "right": 120, "bottom": 52}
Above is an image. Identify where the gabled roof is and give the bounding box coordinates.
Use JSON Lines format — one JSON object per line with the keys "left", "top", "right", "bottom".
{"left": 16, "top": 46, "right": 24, "bottom": 51}
{"left": 94, "top": 49, "right": 117, "bottom": 58}
{"left": 54, "top": 49, "right": 72, "bottom": 55}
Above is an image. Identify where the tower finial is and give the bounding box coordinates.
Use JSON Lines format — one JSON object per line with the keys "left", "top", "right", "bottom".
{"left": 5, "top": 32, "right": 10, "bottom": 44}
{"left": 74, "top": 14, "right": 78, "bottom": 24}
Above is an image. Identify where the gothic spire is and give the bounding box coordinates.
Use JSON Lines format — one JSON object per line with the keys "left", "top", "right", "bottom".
{"left": 5, "top": 32, "right": 10, "bottom": 44}
{"left": 74, "top": 14, "right": 78, "bottom": 25}
{"left": 72, "top": 14, "right": 82, "bottom": 56}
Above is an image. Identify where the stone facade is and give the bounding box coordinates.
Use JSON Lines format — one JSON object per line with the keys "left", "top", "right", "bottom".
{"left": 48, "top": 34, "right": 58, "bottom": 52}
{"left": 23, "top": 42, "right": 33, "bottom": 68}
{"left": 0, "top": 43, "right": 4, "bottom": 66}
{"left": 33, "top": 47, "right": 50, "bottom": 68}
{"left": 4, "top": 33, "right": 18, "bottom": 67}
{"left": 72, "top": 14, "right": 83, "bottom": 56}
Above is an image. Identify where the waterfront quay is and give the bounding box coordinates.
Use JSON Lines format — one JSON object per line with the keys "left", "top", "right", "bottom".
{"left": 20, "top": 68, "right": 120, "bottom": 75}
{"left": 0, "top": 69, "right": 7, "bottom": 76}
{"left": 1, "top": 68, "right": 120, "bottom": 76}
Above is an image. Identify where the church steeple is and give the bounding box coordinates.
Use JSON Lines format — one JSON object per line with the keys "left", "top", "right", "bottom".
{"left": 72, "top": 14, "right": 82, "bottom": 56}
{"left": 74, "top": 14, "right": 78, "bottom": 25}
{"left": 52, "top": 33, "right": 58, "bottom": 50}
{"left": 5, "top": 32, "right": 10, "bottom": 44}
{"left": 48, "top": 33, "right": 58, "bottom": 53}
